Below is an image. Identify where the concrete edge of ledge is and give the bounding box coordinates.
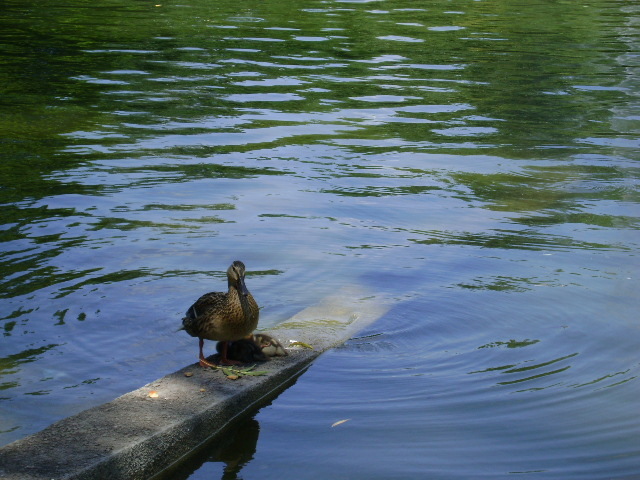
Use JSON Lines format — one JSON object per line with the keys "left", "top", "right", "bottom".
{"left": 0, "top": 346, "right": 320, "bottom": 480}
{"left": 0, "top": 289, "right": 389, "bottom": 480}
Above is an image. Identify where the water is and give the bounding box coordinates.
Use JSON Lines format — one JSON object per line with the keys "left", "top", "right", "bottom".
{"left": 1, "top": 0, "right": 639, "bottom": 477}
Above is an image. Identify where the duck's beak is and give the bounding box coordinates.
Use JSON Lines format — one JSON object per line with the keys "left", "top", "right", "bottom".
{"left": 238, "top": 277, "right": 250, "bottom": 296}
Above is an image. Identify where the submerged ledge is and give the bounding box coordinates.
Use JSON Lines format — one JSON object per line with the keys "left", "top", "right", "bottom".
{"left": 0, "top": 288, "right": 388, "bottom": 480}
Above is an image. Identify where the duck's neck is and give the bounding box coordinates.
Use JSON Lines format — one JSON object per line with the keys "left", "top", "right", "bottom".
{"left": 229, "top": 285, "right": 254, "bottom": 318}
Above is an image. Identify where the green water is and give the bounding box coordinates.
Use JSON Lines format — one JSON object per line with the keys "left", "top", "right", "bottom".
{"left": 1, "top": 0, "right": 639, "bottom": 478}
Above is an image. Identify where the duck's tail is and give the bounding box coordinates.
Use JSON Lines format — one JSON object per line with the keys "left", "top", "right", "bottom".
{"left": 180, "top": 312, "right": 199, "bottom": 335}
{"left": 176, "top": 312, "right": 191, "bottom": 333}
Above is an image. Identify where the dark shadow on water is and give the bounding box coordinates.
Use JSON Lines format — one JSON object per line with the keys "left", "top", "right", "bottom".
{"left": 151, "top": 413, "right": 261, "bottom": 480}
{"left": 176, "top": 416, "right": 261, "bottom": 480}
{"left": 216, "top": 417, "right": 260, "bottom": 480}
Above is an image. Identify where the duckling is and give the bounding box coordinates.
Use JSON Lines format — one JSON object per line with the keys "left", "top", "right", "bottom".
{"left": 216, "top": 334, "right": 288, "bottom": 363}
{"left": 251, "top": 333, "right": 288, "bottom": 357}
{"left": 216, "top": 339, "right": 268, "bottom": 363}
{"left": 181, "top": 260, "right": 259, "bottom": 367}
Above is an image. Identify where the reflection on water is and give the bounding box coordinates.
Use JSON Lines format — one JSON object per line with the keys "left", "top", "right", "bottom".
{"left": 1, "top": 0, "right": 639, "bottom": 477}
{"left": 213, "top": 418, "right": 260, "bottom": 480}
{"left": 159, "top": 417, "right": 261, "bottom": 480}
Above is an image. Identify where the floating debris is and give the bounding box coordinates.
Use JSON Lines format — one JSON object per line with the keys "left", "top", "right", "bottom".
{"left": 331, "top": 419, "right": 350, "bottom": 427}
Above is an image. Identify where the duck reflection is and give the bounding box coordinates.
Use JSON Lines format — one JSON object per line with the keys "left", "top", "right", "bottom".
{"left": 160, "top": 415, "right": 261, "bottom": 480}
{"left": 211, "top": 417, "right": 260, "bottom": 480}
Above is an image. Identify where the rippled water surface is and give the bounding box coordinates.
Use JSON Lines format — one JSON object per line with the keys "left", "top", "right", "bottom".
{"left": 1, "top": 0, "right": 639, "bottom": 477}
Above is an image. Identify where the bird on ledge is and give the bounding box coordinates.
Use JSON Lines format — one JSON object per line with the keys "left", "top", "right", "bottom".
{"left": 216, "top": 333, "right": 289, "bottom": 363}
{"left": 181, "top": 260, "right": 259, "bottom": 367}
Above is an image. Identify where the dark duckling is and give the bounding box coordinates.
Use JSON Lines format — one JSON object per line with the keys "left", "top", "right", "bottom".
{"left": 215, "top": 333, "right": 288, "bottom": 363}
{"left": 216, "top": 339, "right": 268, "bottom": 363}
{"left": 181, "top": 260, "right": 259, "bottom": 366}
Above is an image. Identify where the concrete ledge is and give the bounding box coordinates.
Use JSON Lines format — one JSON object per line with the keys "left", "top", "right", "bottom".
{"left": 0, "top": 288, "right": 388, "bottom": 480}
{"left": 0, "top": 349, "right": 317, "bottom": 480}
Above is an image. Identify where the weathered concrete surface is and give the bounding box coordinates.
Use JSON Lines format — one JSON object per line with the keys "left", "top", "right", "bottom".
{"left": 0, "top": 288, "right": 388, "bottom": 480}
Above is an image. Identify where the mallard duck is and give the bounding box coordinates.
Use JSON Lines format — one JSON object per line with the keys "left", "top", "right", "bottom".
{"left": 181, "top": 260, "right": 259, "bottom": 366}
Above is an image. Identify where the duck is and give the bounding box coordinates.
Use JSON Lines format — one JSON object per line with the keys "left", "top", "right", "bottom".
{"left": 181, "top": 260, "right": 259, "bottom": 366}
{"left": 215, "top": 333, "right": 288, "bottom": 363}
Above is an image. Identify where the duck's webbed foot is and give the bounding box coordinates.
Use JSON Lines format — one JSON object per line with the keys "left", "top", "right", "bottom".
{"left": 198, "top": 337, "right": 217, "bottom": 368}
{"left": 199, "top": 356, "right": 216, "bottom": 368}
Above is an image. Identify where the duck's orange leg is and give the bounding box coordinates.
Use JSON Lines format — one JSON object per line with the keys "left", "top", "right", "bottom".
{"left": 198, "top": 338, "right": 215, "bottom": 368}
{"left": 218, "top": 341, "right": 242, "bottom": 366}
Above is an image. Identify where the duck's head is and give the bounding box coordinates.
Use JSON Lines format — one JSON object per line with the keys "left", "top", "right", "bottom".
{"left": 227, "top": 260, "right": 250, "bottom": 296}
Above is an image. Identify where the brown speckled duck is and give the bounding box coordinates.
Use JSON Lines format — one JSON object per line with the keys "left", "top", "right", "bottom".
{"left": 181, "top": 260, "right": 259, "bottom": 366}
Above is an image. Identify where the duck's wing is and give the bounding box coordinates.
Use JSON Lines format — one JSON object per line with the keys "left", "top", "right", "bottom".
{"left": 185, "top": 292, "right": 225, "bottom": 319}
